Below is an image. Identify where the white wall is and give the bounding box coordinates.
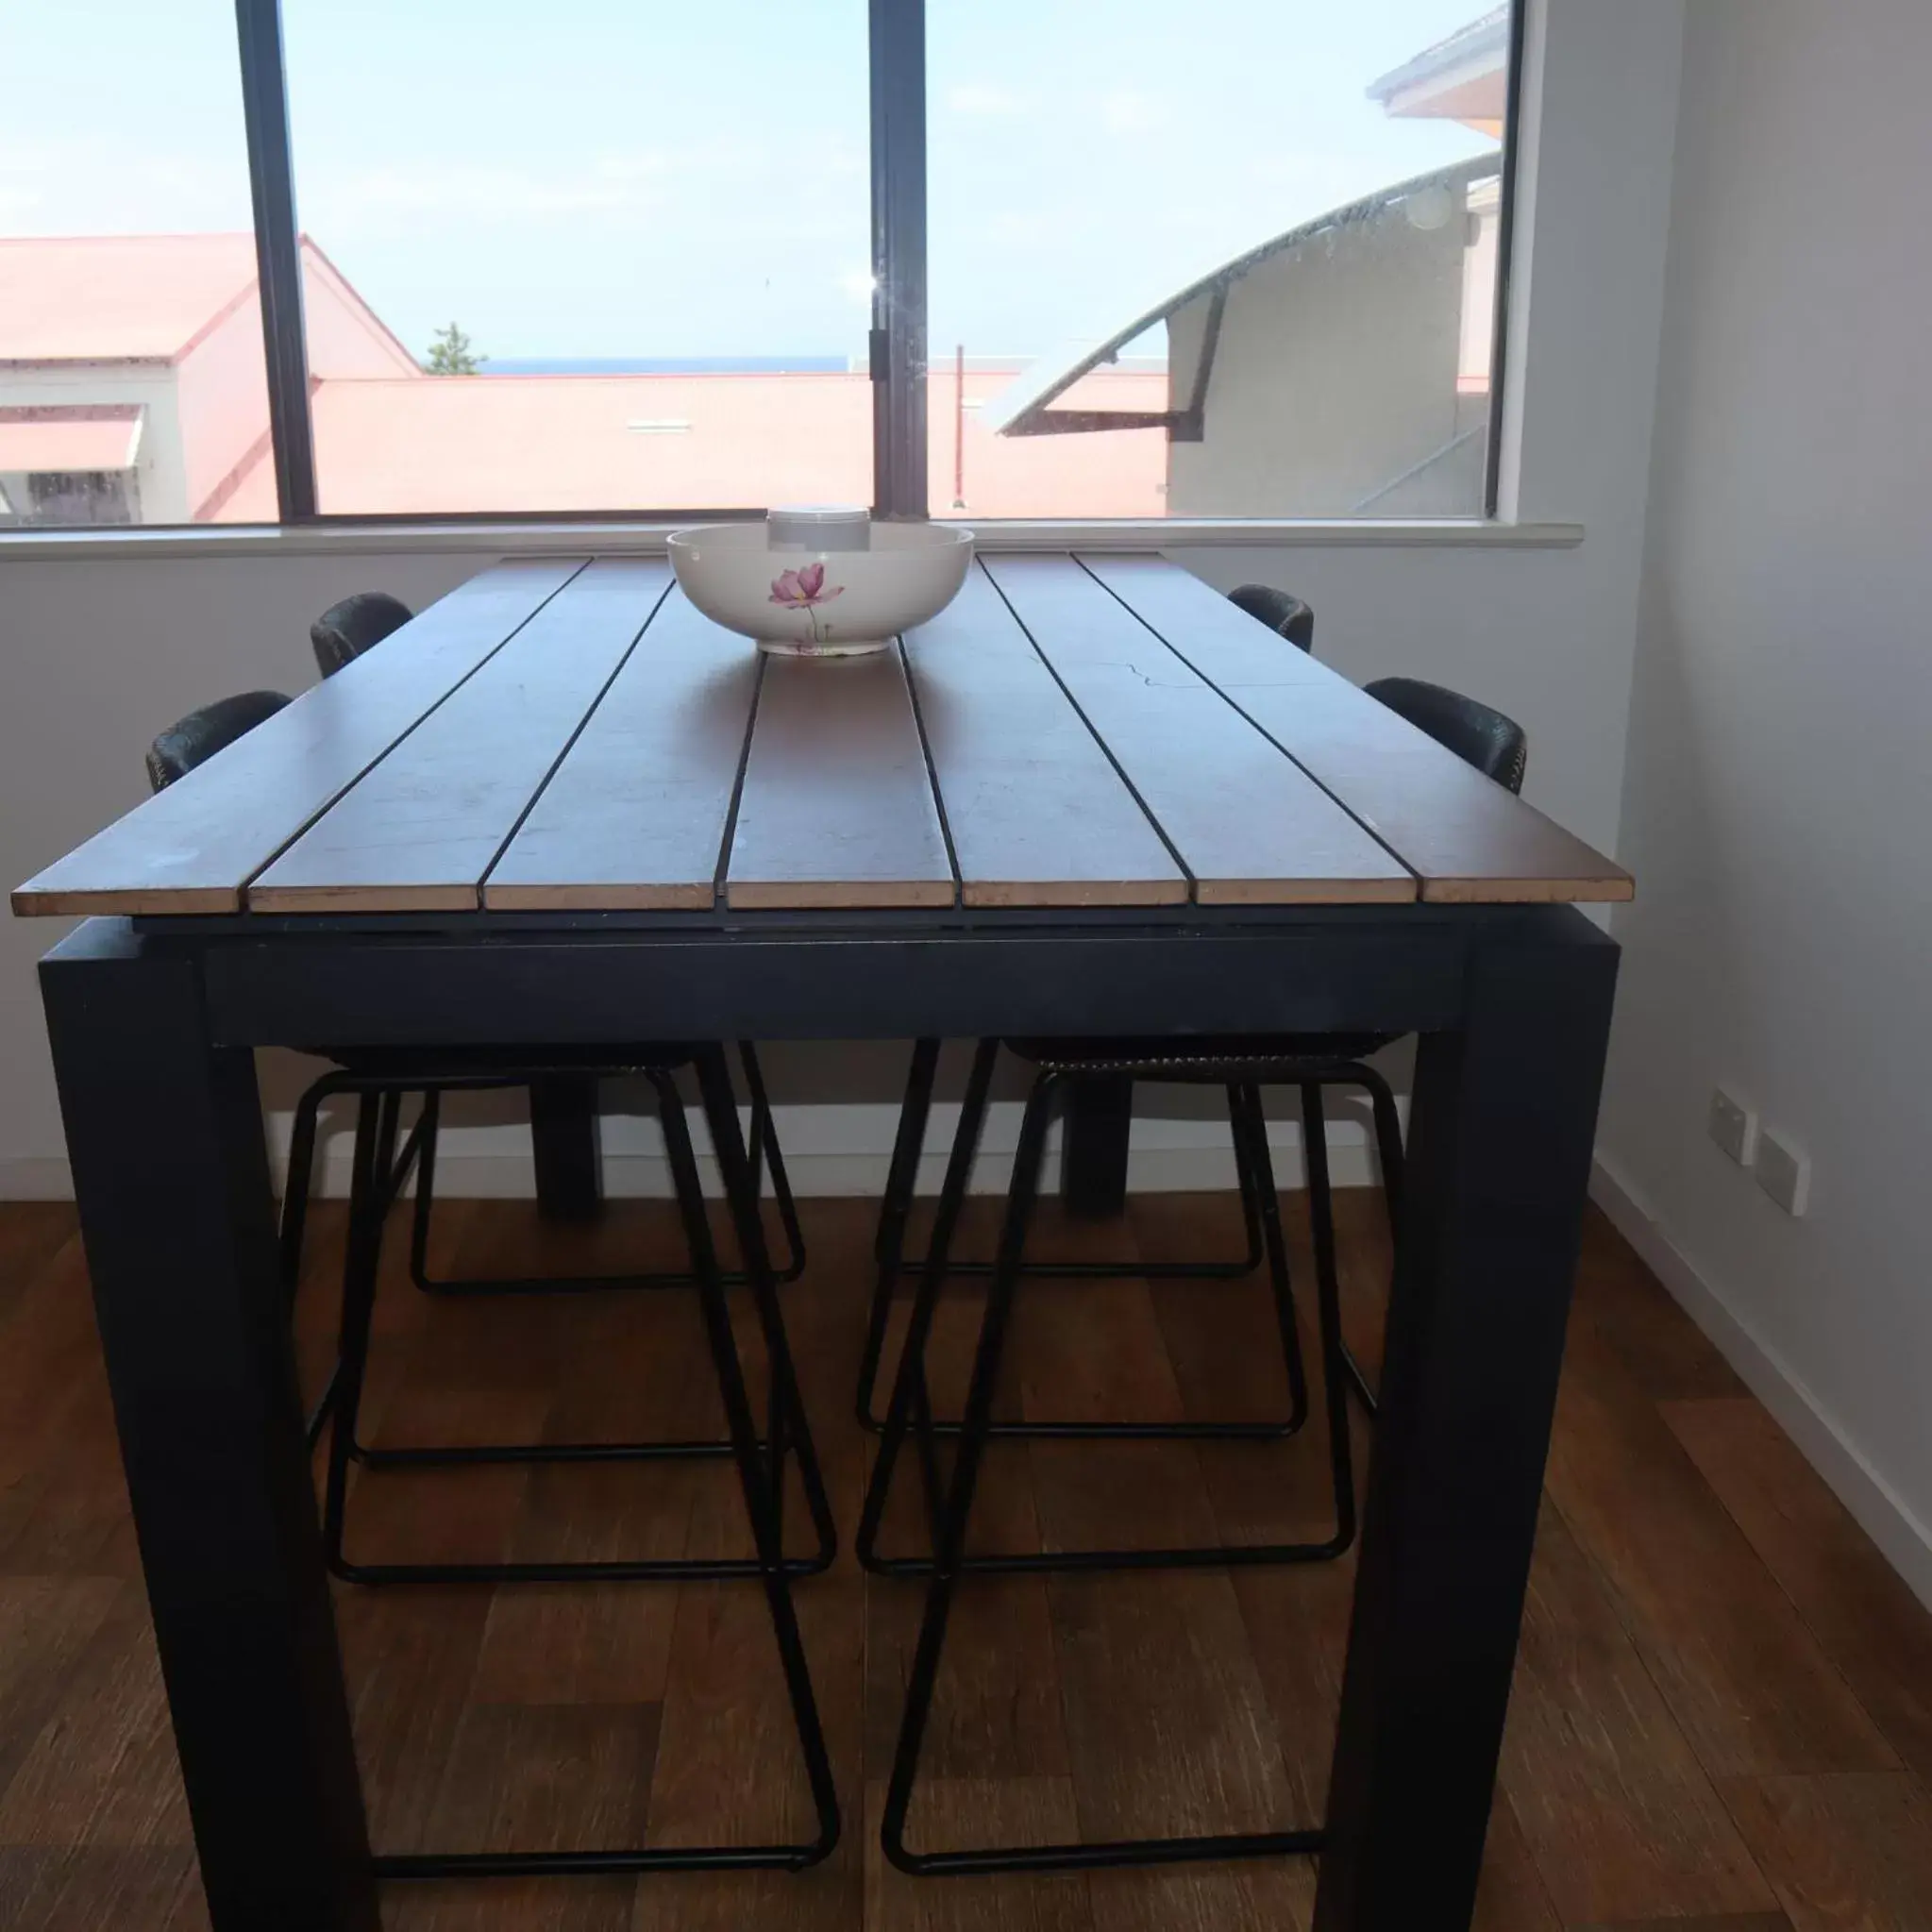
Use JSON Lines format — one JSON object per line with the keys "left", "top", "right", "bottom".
{"left": 0, "top": 0, "right": 1688, "bottom": 1199}
{"left": 1596, "top": 0, "right": 1932, "bottom": 1599}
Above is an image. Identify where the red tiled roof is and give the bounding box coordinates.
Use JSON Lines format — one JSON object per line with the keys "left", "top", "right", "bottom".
{"left": 220, "top": 364, "right": 1168, "bottom": 521}
{"left": 0, "top": 405, "right": 143, "bottom": 471}
{"left": 0, "top": 234, "right": 260, "bottom": 363}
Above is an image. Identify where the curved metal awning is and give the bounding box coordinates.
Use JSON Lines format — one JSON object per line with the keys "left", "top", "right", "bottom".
{"left": 983, "top": 152, "right": 1502, "bottom": 439}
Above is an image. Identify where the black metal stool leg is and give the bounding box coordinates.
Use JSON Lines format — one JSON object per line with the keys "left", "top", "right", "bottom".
{"left": 693, "top": 1047, "right": 837, "bottom": 1573}
{"left": 321, "top": 1096, "right": 387, "bottom": 1573}
{"left": 406, "top": 1057, "right": 798, "bottom": 1298}
{"left": 858, "top": 1038, "right": 944, "bottom": 1430}
{"left": 279, "top": 1080, "right": 325, "bottom": 1301}
{"left": 1228, "top": 1083, "right": 1310, "bottom": 1433}
{"left": 1299, "top": 1084, "right": 1359, "bottom": 1547}
{"left": 862, "top": 1057, "right": 1354, "bottom": 1576}
{"left": 856, "top": 1040, "right": 999, "bottom": 1572}
{"left": 879, "top": 1073, "right": 1336, "bottom": 1876}
{"left": 651, "top": 1072, "right": 839, "bottom": 1866}
{"left": 372, "top": 1069, "right": 840, "bottom": 1881}
{"left": 328, "top": 1056, "right": 831, "bottom": 1588}
{"left": 881, "top": 1074, "right": 1056, "bottom": 1874}
{"left": 738, "top": 1041, "right": 807, "bottom": 1285}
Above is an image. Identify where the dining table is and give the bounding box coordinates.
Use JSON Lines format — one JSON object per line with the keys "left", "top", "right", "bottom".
{"left": 12, "top": 548, "right": 1630, "bottom": 1931}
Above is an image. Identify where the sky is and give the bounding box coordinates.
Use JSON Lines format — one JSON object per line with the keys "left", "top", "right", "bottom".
{"left": 0, "top": 0, "right": 1498, "bottom": 366}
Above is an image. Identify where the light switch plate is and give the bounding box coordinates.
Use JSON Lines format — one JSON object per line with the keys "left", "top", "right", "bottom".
{"left": 1708, "top": 1087, "right": 1758, "bottom": 1167}
{"left": 1756, "top": 1130, "right": 1810, "bottom": 1217}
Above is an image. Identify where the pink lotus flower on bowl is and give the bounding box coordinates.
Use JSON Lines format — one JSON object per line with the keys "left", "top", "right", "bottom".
{"left": 769, "top": 562, "right": 844, "bottom": 609}
{"left": 768, "top": 561, "right": 845, "bottom": 647}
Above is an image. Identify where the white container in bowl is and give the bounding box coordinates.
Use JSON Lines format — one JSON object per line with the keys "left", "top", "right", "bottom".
{"left": 667, "top": 521, "right": 975, "bottom": 658}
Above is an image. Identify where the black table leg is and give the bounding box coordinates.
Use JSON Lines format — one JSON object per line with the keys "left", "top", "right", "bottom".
{"left": 1313, "top": 912, "right": 1618, "bottom": 1932}
{"left": 529, "top": 1072, "right": 603, "bottom": 1221}
{"left": 41, "top": 922, "right": 377, "bottom": 1932}
{"left": 1060, "top": 1074, "right": 1133, "bottom": 1219}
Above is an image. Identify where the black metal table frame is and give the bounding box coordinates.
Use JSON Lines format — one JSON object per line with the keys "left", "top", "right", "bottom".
{"left": 38, "top": 897, "right": 1617, "bottom": 1932}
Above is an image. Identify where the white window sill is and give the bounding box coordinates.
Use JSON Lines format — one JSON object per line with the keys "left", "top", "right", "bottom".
{"left": 0, "top": 515, "right": 1584, "bottom": 562}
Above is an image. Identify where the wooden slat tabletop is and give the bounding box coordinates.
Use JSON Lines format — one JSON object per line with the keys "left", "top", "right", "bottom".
{"left": 1080, "top": 554, "right": 1635, "bottom": 904}
{"left": 10, "top": 550, "right": 1632, "bottom": 920}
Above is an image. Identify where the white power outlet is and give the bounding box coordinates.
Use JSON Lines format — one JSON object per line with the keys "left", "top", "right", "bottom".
{"left": 1756, "top": 1130, "right": 1811, "bottom": 1217}
{"left": 1708, "top": 1087, "right": 1758, "bottom": 1167}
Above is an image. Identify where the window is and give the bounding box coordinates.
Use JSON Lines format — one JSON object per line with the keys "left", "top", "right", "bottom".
{"left": 279, "top": 0, "right": 873, "bottom": 515}
{"left": 927, "top": 0, "right": 1514, "bottom": 519}
{"left": 0, "top": 0, "right": 1518, "bottom": 529}
{"left": 0, "top": 3, "right": 272, "bottom": 529}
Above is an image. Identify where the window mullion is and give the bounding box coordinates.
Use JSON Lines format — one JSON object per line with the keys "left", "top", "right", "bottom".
{"left": 869, "top": 0, "right": 928, "bottom": 519}
{"left": 233, "top": 0, "right": 317, "bottom": 523}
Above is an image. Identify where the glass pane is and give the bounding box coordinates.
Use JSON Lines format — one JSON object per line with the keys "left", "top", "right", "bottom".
{"left": 0, "top": 4, "right": 271, "bottom": 528}
{"left": 282, "top": 0, "right": 873, "bottom": 516}
{"left": 927, "top": 0, "right": 1511, "bottom": 519}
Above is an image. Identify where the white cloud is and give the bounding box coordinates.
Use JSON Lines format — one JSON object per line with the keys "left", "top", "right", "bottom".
{"left": 1099, "top": 90, "right": 1171, "bottom": 136}
{"left": 947, "top": 83, "right": 1028, "bottom": 118}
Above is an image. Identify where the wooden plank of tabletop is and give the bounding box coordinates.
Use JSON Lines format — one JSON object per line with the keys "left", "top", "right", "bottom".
{"left": 9, "top": 559, "right": 587, "bottom": 916}
{"left": 249, "top": 558, "right": 666, "bottom": 913}
{"left": 901, "top": 568, "right": 1186, "bottom": 908}
{"left": 982, "top": 554, "right": 1414, "bottom": 904}
{"left": 725, "top": 647, "right": 955, "bottom": 911}
{"left": 1081, "top": 553, "right": 1635, "bottom": 904}
{"left": 485, "top": 589, "right": 758, "bottom": 910}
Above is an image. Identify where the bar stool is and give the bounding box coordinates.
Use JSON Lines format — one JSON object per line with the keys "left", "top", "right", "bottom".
{"left": 145, "top": 697, "right": 841, "bottom": 1873}
{"left": 863, "top": 677, "right": 1529, "bottom": 1876}
{"left": 145, "top": 689, "right": 291, "bottom": 789}
{"left": 1227, "top": 581, "right": 1315, "bottom": 652}
{"left": 328, "top": 1043, "right": 841, "bottom": 1877}
{"left": 310, "top": 588, "right": 412, "bottom": 677}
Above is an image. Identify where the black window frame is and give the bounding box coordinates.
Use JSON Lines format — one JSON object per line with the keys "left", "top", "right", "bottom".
{"left": 232, "top": 0, "right": 1521, "bottom": 528}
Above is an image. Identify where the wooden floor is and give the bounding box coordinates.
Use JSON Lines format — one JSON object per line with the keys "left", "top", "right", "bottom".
{"left": 1, "top": 1185, "right": 1930, "bottom": 1930}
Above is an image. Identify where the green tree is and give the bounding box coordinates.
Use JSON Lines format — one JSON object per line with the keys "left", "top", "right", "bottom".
{"left": 425, "top": 322, "right": 484, "bottom": 375}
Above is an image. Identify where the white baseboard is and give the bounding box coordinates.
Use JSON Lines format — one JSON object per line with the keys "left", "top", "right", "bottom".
{"left": 0, "top": 1096, "right": 1391, "bottom": 1204}
{"left": 0, "top": 1157, "right": 76, "bottom": 1201}
{"left": 1590, "top": 1153, "right": 1932, "bottom": 1613}
{"left": 281, "top": 1097, "right": 1389, "bottom": 1201}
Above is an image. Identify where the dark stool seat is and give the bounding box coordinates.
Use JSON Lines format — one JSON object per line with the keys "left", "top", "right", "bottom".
{"left": 1005, "top": 1032, "right": 1393, "bottom": 1074}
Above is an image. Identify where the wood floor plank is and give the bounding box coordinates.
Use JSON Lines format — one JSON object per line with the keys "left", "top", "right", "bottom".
{"left": 252, "top": 559, "right": 665, "bottom": 912}
{"left": 337, "top": 1585, "right": 494, "bottom": 1857}
{"left": 1569, "top": 1917, "right": 1793, "bottom": 1931}
{"left": 1664, "top": 1395, "right": 1932, "bottom": 1784}
{"left": 1498, "top": 1502, "right": 1779, "bottom": 1924}
{"left": 1470, "top": 1800, "right": 1564, "bottom": 1932}
{"left": 0, "top": 1207, "right": 76, "bottom": 1326}
{"left": 1084, "top": 1862, "right": 1316, "bottom": 1932}
{"left": 725, "top": 647, "right": 955, "bottom": 910}
{"left": 0, "top": 1585, "right": 193, "bottom": 1850}
{"left": 865, "top": 1778, "right": 1092, "bottom": 1932}
{"left": 1717, "top": 1771, "right": 1932, "bottom": 1931}
{"left": 1546, "top": 1316, "right": 1898, "bottom": 1779}
{"left": 1573, "top": 1210, "right": 1747, "bottom": 1402}
{"left": 0, "top": 1577, "right": 124, "bottom": 1801}
{"left": 900, "top": 567, "right": 1184, "bottom": 909}
{"left": 1049, "top": 1566, "right": 1297, "bottom": 1843}
{"left": 485, "top": 588, "right": 758, "bottom": 910}
{"left": 382, "top": 1703, "right": 655, "bottom": 1932}
{"left": 1078, "top": 552, "right": 1633, "bottom": 904}
{"left": 983, "top": 555, "right": 1413, "bottom": 904}
{"left": 11, "top": 558, "right": 586, "bottom": 916}
{"left": 2, "top": 1194, "right": 1925, "bottom": 1931}
{"left": 0, "top": 1847, "right": 206, "bottom": 1932}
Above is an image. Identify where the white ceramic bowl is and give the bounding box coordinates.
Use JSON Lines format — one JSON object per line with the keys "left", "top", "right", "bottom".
{"left": 667, "top": 521, "right": 975, "bottom": 657}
